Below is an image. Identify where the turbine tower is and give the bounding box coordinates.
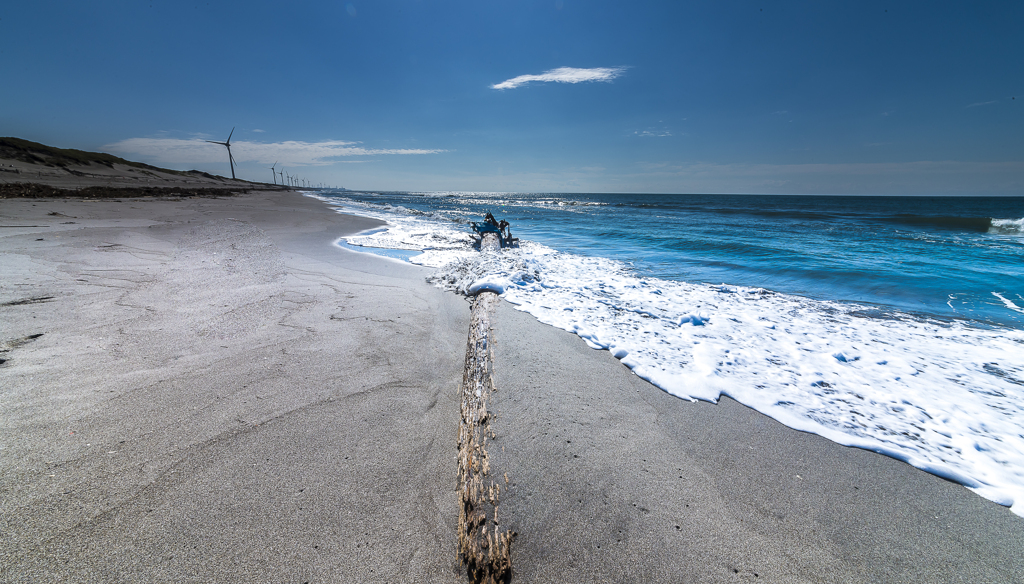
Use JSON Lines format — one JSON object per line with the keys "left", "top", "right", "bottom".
{"left": 269, "top": 161, "right": 278, "bottom": 185}
{"left": 206, "top": 127, "right": 237, "bottom": 180}
{"left": 278, "top": 168, "right": 285, "bottom": 185}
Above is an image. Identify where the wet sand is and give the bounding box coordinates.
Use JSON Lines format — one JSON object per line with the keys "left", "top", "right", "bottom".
{"left": 489, "top": 302, "right": 1023, "bottom": 582}
{"left": 1, "top": 191, "right": 1020, "bottom": 582}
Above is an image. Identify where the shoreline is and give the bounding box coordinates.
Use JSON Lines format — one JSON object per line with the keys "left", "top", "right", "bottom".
{"left": 325, "top": 191, "right": 1024, "bottom": 518}
{"left": 1, "top": 191, "right": 1021, "bottom": 581}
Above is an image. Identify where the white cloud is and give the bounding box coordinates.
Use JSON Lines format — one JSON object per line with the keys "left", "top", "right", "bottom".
{"left": 103, "top": 138, "right": 445, "bottom": 167}
{"left": 634, "top": 129, "right": 672, "bottom": 137}
{"left": 967, "top": 100, "right": 998, "bottom": 108}
{"left": 252, "top": 129, "right": 265, "bottom": 133}
{"left": 491, "top": 66, "right": 627, "bottom": 90}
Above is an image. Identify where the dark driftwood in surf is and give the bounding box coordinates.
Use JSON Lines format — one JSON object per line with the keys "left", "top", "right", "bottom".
{"left": 471, "top": 213, "right": 519, "bottom": 249}
{"left": 457, "top": 229, "right": 514, "bottom": 584}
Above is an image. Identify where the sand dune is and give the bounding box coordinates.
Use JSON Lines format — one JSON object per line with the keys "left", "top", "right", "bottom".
{"left": 0, "top": 137, "right": 276, "bottom": 192}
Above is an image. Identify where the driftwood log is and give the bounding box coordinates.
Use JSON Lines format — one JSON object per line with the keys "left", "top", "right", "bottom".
{"left": 457, "top": 230, "right": 514, "bottom": 583}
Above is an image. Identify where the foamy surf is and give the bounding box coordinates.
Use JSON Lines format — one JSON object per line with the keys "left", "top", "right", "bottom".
{"left": 429, "top": 242, "right": 1024, "bottom": 516}
{"left": 990, "top": 217, "right": 1024, "bottom": 235}
{"left": 310, "top": 191, "right": 1024, "bottom": 517}
{"left": 992, "top": 292, "right": 1024, "bottom": 314}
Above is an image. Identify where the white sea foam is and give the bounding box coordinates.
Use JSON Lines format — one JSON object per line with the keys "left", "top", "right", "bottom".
{"left": 311, "top": 193, "right": 1024, "bottom": 516}
{"left": 427, "top": 239, "right": 1024, "bottom": 517}
{"left": 307, "top": 192, "right": 480, "bottom": 265}
{"left": 992, "top": 292, "right": 1024, "bottom": 315}
{"left": 990, "top": 217, "right": 1024, "bottom": 235}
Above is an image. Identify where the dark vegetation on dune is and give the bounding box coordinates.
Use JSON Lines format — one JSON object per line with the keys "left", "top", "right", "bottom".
{"left": 0, "top": 183, "right": 248, "bottom": 199}
{"left": 0, "top": 137, "right": 288, "bottom": 197}
{"left": 0, "top": 137, "right": 187, "bottom": 175}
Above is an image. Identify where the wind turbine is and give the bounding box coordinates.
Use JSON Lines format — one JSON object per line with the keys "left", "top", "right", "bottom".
{"left": 269, "top": 161, "right": 278, "bottom": 185}
{"left": 278, "top": 168, "right": 284, "bottom": 185}
{"left": 206, "top": 127, "right": 237, "bottom": 180}
{"left": 285, "top": 171, "right": 291, "bottom": 186}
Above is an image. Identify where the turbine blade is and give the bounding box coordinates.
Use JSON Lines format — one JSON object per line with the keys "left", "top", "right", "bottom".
{"left": 227, "top": 127, "right": 235, "bottom": 143}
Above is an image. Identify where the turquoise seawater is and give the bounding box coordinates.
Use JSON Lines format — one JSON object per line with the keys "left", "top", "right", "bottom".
{"left": 315, "top": 190, "right": 1024, "bottom": 514}
{"left": 325, "top": 191, "right": 1024, "bottom": 328}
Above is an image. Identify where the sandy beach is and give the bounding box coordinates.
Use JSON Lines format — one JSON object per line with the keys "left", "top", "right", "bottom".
{"left": 1, "top": 190, "right": 1021, "bottom": 583}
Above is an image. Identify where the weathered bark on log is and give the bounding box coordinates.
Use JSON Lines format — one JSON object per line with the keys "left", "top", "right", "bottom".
{"left": 457, "top": 231, "right": 514, "bottom": 584}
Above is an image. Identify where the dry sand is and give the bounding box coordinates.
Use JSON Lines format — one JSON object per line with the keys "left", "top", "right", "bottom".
{"left": 1, "top": 191, "right": 468, "bottom": 582}
{"left": 1, "top": 191, "right": 1021, "bottom": 583}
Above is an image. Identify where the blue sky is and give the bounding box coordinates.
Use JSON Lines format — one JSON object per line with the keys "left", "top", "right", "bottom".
{"left": 2, "top": 1, "right": 1022, "bottom": 194}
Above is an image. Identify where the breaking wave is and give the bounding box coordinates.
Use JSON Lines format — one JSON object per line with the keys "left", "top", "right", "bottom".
{"left": 990, "top": 217, "right": 1024, "bottom": 235}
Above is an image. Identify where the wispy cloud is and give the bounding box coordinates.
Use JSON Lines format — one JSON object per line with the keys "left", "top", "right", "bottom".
{"left": 966, "top": 100, "right": 998, "bottom": 108}
{"left": 251, "top": 129, "right": 265, "bottom": 133}
{"left": 634, "top": 129, "right": 672, "bottom": 137}
{"left": 103, "top": 138, "right": 445, "bottom": 167}
{"left": 491, "top": 66, "right": 627, "bottom": 90}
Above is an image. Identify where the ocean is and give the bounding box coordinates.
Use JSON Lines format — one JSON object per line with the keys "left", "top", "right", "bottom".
{"left": 311, "top": 191, "right": 1024, "bottom": 516}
